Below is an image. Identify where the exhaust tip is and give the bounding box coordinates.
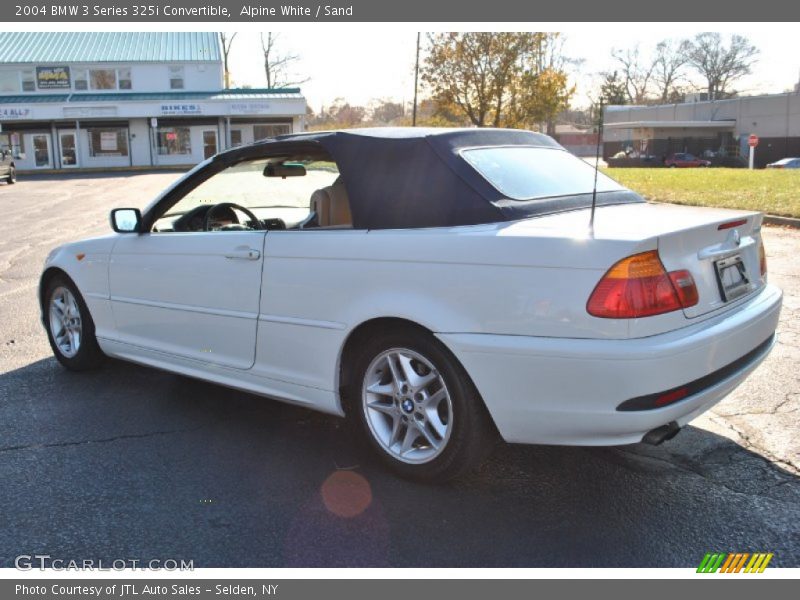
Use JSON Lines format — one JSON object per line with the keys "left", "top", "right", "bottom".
{"left": 642, "top": 421, "right": 681, "bottom": 445}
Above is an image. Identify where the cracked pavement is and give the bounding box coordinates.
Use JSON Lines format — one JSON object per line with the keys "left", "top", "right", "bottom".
{"left": 0, "top": 173, "right": 798, "bottom": 567}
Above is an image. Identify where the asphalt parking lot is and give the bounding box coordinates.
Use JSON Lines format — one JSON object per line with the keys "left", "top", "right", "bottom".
{"left": 0, "top": 172, "right": 798, "bottom": 568}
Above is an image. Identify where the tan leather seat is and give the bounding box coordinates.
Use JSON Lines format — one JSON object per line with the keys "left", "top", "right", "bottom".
{"left": 310, "top": 178, "right": 352, "bottom": 227}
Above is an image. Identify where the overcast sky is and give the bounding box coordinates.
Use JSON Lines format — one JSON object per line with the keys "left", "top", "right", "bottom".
{"left": 225, "top": 26, "right": 799, "bottom": 111}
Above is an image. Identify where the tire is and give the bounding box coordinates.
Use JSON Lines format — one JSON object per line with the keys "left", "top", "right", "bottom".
{"left": 43, "top": 274, "right": 104, "bottom": 371}
{"left": 343, "top": 327, "right": 496, "bottom": 482}
{"left": 6, "top": 166, "right": 15, "bottom": 184}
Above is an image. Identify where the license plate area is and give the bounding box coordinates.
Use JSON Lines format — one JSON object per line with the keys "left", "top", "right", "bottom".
{"left": 714, "top": 254, "right": 750, "bottom": 302}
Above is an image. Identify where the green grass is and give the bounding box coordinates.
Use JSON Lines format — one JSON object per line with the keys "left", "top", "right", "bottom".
{"left": 603, "top": 168, "right": 800, "bottom": 219}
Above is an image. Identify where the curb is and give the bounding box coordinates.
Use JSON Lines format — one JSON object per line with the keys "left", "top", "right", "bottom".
{"left": 763, "top": 215, "right": 800, "bottom": 228}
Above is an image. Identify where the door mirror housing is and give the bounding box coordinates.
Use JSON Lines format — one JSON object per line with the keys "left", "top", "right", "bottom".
{"left": 110, "top": 208, "right": 142, "bottom": 233}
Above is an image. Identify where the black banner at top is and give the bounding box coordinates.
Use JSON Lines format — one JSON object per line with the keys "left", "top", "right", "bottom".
{"left": 3, "top": 0, "right": 798, "bottom": 22}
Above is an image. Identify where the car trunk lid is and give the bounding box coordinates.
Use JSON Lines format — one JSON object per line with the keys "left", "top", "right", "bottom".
{"left": 585, "top": 202, "right": 765, "bottom": 320}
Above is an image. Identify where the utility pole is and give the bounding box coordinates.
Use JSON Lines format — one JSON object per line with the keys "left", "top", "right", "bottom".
{"left": 412, "top": 32, "right": 420, "bottom": 127}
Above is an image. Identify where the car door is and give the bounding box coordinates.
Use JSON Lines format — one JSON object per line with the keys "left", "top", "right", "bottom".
{"left": 109, "top": 230, "right": 266, "bottom": 370}
{"left": 0, "top": 150, "right": 9, "bottom": 176}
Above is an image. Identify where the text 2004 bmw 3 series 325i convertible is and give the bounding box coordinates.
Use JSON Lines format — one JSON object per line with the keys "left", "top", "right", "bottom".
{"left": 40, "top": 128, "right": 782, "bottom": 481}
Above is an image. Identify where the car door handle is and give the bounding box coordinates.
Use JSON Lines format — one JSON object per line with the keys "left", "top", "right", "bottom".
{"left": 224, "top": 247, "right": 261, "bottom": 260}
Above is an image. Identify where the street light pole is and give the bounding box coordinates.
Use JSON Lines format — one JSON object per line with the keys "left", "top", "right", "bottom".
{"left": 412, "top": 32, "right": 420, "bottom": 127}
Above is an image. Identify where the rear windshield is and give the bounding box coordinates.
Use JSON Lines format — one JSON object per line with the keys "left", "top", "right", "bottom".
{"left": 461, "top": 146, "right": 625, "bottom": 201}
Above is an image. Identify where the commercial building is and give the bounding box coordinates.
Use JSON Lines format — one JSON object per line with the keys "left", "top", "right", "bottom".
{"left": 0, "top": 32, "right": 306, "bottom": 172}
{"left": 603, "top": 92, "right": 800, "bottom": 167}
{"left": 553, "top": 124, "right": 599, "bottom": 157}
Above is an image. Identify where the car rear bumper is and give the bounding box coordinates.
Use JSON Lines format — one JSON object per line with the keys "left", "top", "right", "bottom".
{"left": 437, "top": 283, "right": 782, "bottom": 446}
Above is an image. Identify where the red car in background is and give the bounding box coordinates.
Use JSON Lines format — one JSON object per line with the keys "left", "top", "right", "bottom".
{"left": 664, "top": 153, "right": 712, "bottom": 168}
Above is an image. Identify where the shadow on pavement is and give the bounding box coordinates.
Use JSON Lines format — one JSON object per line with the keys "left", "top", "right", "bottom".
{"left": 1, "top": 357, "right": 797, "bottom": 568}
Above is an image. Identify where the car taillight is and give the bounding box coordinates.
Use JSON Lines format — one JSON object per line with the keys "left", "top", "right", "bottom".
{"left": 587, "top": 250, "right": 699, "bottom": 319}
{"left": 759, "top": 239, "right": 767, "bottom": 278}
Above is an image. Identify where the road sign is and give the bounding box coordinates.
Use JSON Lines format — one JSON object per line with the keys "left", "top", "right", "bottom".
{"left": 748, "top": 134, "right": 759, "bottom": 147}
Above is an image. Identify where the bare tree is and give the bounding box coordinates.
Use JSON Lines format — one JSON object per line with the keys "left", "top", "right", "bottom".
{"left": 219, "top": 32, "right": 237, "bottom": 88}
{"left": 684, "top": 33, "right": 759, "bottom": 100}
{"left": 652, "top": 39, "right": 691, "bottom": 103}
{"left": 260, "top": 32, "right": 310, "bottom": 89}
{"left": 611, "top": 45, "right": 656, "bottom": 104}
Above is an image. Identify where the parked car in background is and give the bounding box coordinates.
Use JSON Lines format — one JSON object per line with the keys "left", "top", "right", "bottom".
{"left": 38, "top": 128, "right": 781, "bottom": 481}
{"left": 664, "top": 152, "right": 712, "bottom": 168}
{"left": 766, "top": 157, "right": 800, "bottom": 169}
{"left": 0, "top": 148, "right": 16, "bottom": 183}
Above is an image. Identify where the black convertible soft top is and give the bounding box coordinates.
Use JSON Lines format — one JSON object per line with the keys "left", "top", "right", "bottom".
{"left": 150, "top": 127, "right": 643, "bottom": 231}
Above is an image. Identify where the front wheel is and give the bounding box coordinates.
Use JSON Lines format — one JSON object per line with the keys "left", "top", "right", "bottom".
{"left": 6, "top": 167, "right": 15, "bottom": 184}
{"left": 344, "top": 328, "right": 495, "bottom": 482}
{"left": 44, "top": 275, "right": 104, "bottom": 370}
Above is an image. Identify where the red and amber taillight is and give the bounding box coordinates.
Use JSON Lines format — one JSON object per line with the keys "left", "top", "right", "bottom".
{"left": 587, "top": 250, "right": 699, "bottom": 319}
{"left": 758, "top": 238, "right": 768, "bottom": 278}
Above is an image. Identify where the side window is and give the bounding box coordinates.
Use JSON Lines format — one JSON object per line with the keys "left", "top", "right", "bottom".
{"left": 118, "top": 67, "right": 132, "bottom": 90}
{"left": 152, "top": 158, "right": 344, "bottom": 233}
{"left": 169, "top": 66, "right": 184, "bottom": 90}
{"left": 74, "top": 69, "right": 88, "bottom": 90}
{"left": 21, "top": 69, "right": 35, "bottom": 92}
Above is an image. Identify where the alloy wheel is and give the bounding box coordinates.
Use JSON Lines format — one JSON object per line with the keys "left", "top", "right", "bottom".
{"left": 49, "top": 286, "right": 82, "bottom": 358}
{"left": 361, "top": 347, "right": 453, "bottom": 464}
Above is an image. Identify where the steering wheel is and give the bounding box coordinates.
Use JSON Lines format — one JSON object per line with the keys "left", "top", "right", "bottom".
{"left": 202, "top": 202, "right": 264, "bottom": 231}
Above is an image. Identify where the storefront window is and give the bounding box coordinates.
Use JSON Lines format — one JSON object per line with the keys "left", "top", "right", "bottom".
{"left": 253, "top": 124, "right": 292, "bottom": 141}
{"left": 88, "top": 128, "right": 129, "bottom": 157}
{"left": 118, "top": 67, "right": 132, "bottom": 90}
{"left": 0, "top": 71, "right": 20, "bottom": 93}
{"left": 21, "top": 69, "right": 35, "bottom": 92}
{"left": 157, "top": 127, "right": 192, "bottom": 155}
{"left": 0, "top": 132, "right": 24, "bottom": 157}
{"left": 74, "top": 69, "right": 88, "bottom": 90}
{"left": 90, "top": 69, "right": 117, "bottom": 90}
{"left": 230, "top": 130, "right": 243, "bottom": 147}
{"left": 169, "top": 66, "right": 184, "bottom": 90}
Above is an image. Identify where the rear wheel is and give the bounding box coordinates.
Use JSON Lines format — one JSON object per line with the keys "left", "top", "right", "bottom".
{"left": 344, "top": 327, "right": 495, "bottom": 482}
{"left": 6, "top": 166, "right": 15, "bottom": 184}
{"left": 44, "top": 275, "right": 104, "bottom": 370}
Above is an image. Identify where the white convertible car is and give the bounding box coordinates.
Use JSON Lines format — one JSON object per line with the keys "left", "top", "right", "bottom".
{"left": 40, "top": 128, "right": 782, "bottom": 481}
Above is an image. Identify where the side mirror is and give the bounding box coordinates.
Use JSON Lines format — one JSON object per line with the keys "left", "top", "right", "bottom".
{"left": 110, "top": 208, "right": 142, "bottom": 233}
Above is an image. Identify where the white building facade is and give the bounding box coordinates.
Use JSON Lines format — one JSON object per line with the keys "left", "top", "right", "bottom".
{"left": 0, "top": 32, "right": 306, "bottom": 172}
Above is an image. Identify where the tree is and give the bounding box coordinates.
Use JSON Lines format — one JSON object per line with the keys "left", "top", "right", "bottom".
{"left": 611, "top": 45, "right": 655, "bottom": 104}
{"left": 309, "top": 98, "right": 366, "bottom": 129}
{"left": 599, "top": 71, "right": 628, "bottom": 105}
{"left": 421, "top": 32, "right": 574, "bottom": 129}
{"left": 508, "top": 68, "right": 575, "bottom": 135}
{"left": 684, "top": 33, "right": 758, "bottom": 100}
{"left": 370, "top": 99, "right": 405, "bottom": 124}
{"left": 652, "top": 38, "right": 691, "bottom": 103}
{"left": 219, "top": 32, "right": 237, "bottom": 88}
{"left": 260, "top": 32, "right": 310, "bottom": 89}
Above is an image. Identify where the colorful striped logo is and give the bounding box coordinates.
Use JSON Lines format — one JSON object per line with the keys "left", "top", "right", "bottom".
{"left": 697, "top": 553, "right": 774, "bottom": 573}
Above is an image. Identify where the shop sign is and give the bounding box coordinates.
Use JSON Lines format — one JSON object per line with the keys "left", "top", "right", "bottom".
{"left": 161, "top": 103, "right": 202, "bottom": 115}
{"left": 230, "top": 102, "right": 272, "bottom": 115}
{"left": 64, "top": 106, "right": 117, "bottom": 118}
{"left": 36, "top": 66, "right": 71, "bottom": 89}
{"left": 0, "top": 107, "right": 32, "bottom": 119}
